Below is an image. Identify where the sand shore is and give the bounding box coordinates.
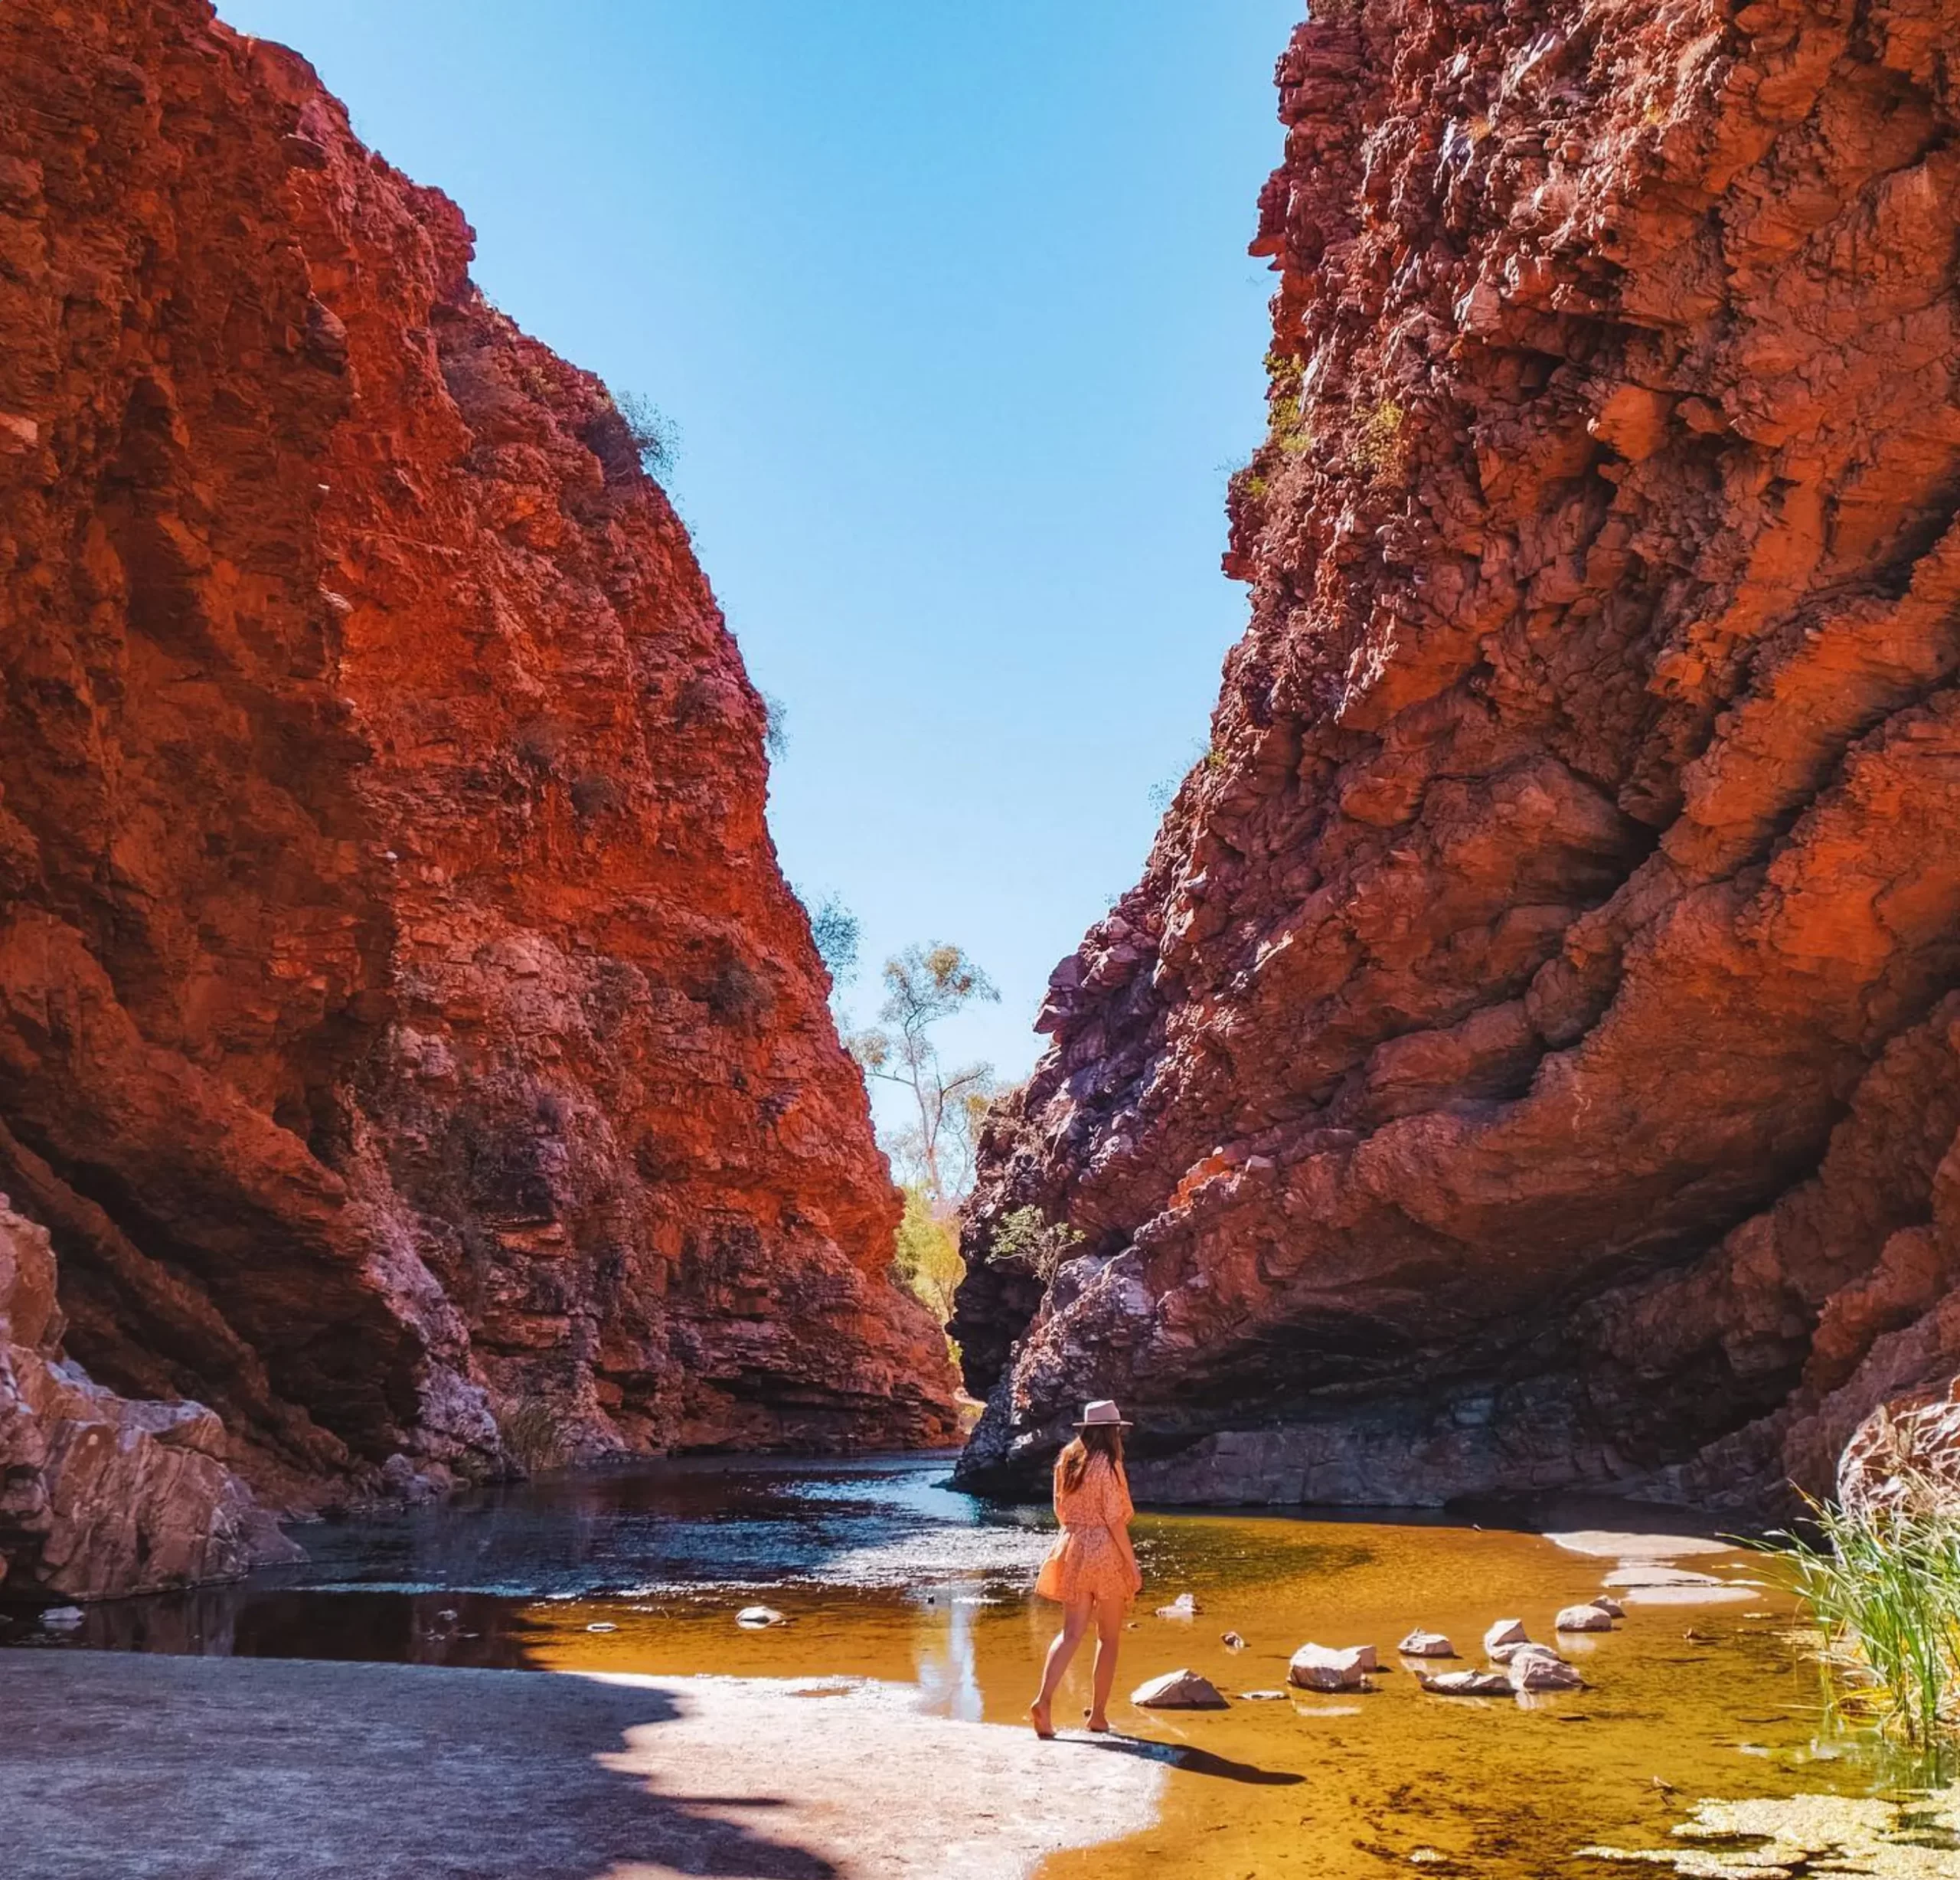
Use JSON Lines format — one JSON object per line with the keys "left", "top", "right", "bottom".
{"left": 2, "top": 1650, "right": 1163, "bottom": 1879}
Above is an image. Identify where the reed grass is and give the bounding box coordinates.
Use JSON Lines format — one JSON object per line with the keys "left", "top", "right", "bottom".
{"left": 1765, "top": 1483, "right": 1960, "bottom": 1750}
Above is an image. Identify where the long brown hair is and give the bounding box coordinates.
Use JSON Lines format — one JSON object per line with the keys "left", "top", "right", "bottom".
{"left": 1057, "top": 1421, "right": 1124, "bottom": 1493}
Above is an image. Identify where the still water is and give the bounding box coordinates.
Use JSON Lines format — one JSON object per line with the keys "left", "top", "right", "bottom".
{"left": 4, "top": 1455, "right": 1926, "bottom": 1878}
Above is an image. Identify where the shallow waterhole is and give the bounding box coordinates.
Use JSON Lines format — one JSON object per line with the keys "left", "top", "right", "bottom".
{"left": 2, "top": 1454, "right": 1929, "bottom": 1878}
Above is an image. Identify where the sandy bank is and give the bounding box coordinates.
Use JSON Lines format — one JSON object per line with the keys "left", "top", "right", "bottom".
{"left": 1, "top": 1651, "right": 1163, "bottom": 1878}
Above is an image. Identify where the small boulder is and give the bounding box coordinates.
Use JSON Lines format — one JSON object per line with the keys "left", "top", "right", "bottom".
{"left": 1155, "top": 1591, "right": 1202, "bottom": 1620}
{"left": 1289, "top": 1643, "right": 1374, "bottom": 1692}
{"left": 1239, "top": 1689, "right": 1289, "bottom": 1701}
{"left": 1419, "top": 1669, "right": 1512, "bottom": 1696}
{"left": 737, "top": 1606, "right": 786, "bottom": 1628}
{"left": 1590, "top": 1595, "right": 1626, "bottom": 1619}
{"left": 1132, "top": 1668, "right": 1228, "bottom": 1709}
{"left": 1483, "top": 1617, "right": 1530, "bottom": 1654}
{"left": 38, "top": 1607, "right": 83, "bottom": 1632}
{"left": 1220, "top": 1630, "right": 1246, "bottom": 1649}
{"left": 1397, "top": 1630, "right": 1455, "bottom": 1657}
{"left": 1486, "top": 1638, "right": 1541, "bottom": 1664}
{"left": 1556, "top": 1603, "right": 1615, "bottom": 1633}
{"left": 586, "top": 1622, "right": 618, "bottom": 1633}
{"left": 1508, "top": 1646, "right": 1583, "bottom": 1692}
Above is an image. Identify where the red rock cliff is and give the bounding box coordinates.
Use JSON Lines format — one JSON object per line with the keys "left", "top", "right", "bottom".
{"left": 0, "top": 0, "right": 956, "bottom": 1587}
{"left": 955, "top": 0, "right": 1960, "bottom": 1510}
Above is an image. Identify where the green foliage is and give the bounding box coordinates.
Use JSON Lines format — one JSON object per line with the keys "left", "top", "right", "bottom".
{"left": 892, "top": 1183, "right": 965, "bottom": 1324}
{"left": 986, "top": 1205, "right": 1083, "bottom": 1282}
{"left": 762, "top": 693, "right": 789, "bottom": 760}
{"left": 616, "top": 391, "right": 678, "bottom": 478}
{"left": 498, "top": 1397, "right": 568, "bottom": 1476}
{"left": 1762, "top": 1485, "right": 1960, "bottom": 1753}
{"left": 1354, "top": 397, "right": 1409, "bottom": 481}
{"left": 850, "top": 943, "right": 999, "bottom": 1205}
{"left": 800, "top": 890, "right": 860, "bottom": 989}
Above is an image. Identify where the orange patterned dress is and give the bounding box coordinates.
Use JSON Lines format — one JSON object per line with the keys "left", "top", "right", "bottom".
{"left": 1034, "top": 1453, "right": 1139, "bottom": 1607}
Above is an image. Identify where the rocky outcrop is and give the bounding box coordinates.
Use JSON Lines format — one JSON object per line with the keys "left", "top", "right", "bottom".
{"left": 0, "top": 0, "right": 956, "bottom": 1587}
{"left": 0, "top": 1197, "right": 291, "bottom": 1598}
{"left": 955, "top": 0, "right": 1960, "bottom": 1509}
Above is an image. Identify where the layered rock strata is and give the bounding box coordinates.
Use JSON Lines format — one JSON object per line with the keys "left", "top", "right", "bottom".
{"left": 0, "top": 0, "right": 955, "bottom": 1590}
{"left": 956, "top": 0, "right": 1960, "bottom": 1509}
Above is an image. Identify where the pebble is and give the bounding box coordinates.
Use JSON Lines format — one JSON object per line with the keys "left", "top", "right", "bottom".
{"left": 737, "top": 1606, "right": 786, "bottom": 1628}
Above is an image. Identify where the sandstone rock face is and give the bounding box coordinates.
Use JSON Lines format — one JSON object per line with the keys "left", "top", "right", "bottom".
{"left": 0, "top": 1198, "right": 290, "bottom": 1597}
{"left": 0, "top": 0, "right": 955, "bottom": 1571}
{"left": 954, "top": 0, "right": 1960, "bottom": 1509}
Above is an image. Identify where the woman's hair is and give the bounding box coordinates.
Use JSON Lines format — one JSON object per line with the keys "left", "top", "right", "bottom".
{"left": 1057, "top": 1421, "right": 1124, "bottom": 1493}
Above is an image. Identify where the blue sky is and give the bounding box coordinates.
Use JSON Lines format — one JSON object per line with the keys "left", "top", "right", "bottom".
{"left": 217, "top": 0, "right": 1299, "bottom": 1121}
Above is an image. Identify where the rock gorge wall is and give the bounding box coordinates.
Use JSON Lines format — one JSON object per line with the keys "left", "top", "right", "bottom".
{"left": 955, "top": 0, "right": 1960, "bottom": 1511}
{"left": 0, "top": 0, "right": 955, "bottom": 1592}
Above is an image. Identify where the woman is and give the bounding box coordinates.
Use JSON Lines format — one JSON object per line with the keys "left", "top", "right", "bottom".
{"left": 1028, "top": 1399, "right": 1142, "bottom": 1738}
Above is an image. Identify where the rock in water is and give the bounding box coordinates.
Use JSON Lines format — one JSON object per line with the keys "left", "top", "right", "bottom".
{"left": 1419, "top": 1670, "right": 1511, "bottom": 1698}
{"left": 949, "top": 0, "right": 1960, "bottom": 1523}
{"left": 1556, "top": 1604, "right": 1616, "bottom": 1633}
{"left": 737, "top": 1607, "right": 786, "bottom": 1630}
{"left": 1589, "top": 1597, "right": 1626, "bottom": 1620}
{"left": 1397, "top": 1630, "right": 1455, "bottom": 1658}
{"left": 1483, "top": 1620, "right": 1530, "bottom": 1656}
{"left": 1288, "top": 1643, "right": 1375, "bottom": 1692}
{"left": 0, "top": 0, "right": 958, "bottom": 1593}
{"left": 1508, "top": 1649, "right": 1584, "bottom": 1694}
{"left": 37, "top": 1607, "right": 85, "bottom": 1631}
{"left": 1220, "top": 1630, "right": 1246, "bottom": 1650}
{"left": 1131, "top": 1669, "right": 1228, "bottom": 1710}
{"left": 1155, "top": 1591, "right": 1202, "bottom": 1620}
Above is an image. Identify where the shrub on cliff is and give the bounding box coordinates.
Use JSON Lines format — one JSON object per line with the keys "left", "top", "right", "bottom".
{"left": 615, "top": 391, "right": 678, "bottom": 479}
{"left": 985, "top": 1206, "right": 1082, "bottom": 1282}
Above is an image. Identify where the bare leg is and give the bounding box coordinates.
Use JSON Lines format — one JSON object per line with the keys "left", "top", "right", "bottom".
{"left": 1030, "top": 1598, "right": 1093, "bottom": 1737}
{"left": 1086, "top": 1599, "right": 1124, "bottom": 1730}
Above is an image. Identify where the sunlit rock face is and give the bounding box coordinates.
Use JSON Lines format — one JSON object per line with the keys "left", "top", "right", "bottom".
{"left": 954, "top": 0, "right": 1960, "bottom": 1508}
{"left": 0, "top": 0, "right": 956, "bottom": 1585}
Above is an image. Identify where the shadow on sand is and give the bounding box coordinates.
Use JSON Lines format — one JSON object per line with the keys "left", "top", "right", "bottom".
{"left": 3, "top": 1651, "right": 838, "bottom": 1880}
{"left": 1061, "top": 1730, "right": 1306, "bottom": 1786}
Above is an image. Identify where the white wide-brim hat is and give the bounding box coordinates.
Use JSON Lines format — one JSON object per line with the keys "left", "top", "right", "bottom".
{"left": 1074, "top": 1399, "right": 1132, "bottom": 1429}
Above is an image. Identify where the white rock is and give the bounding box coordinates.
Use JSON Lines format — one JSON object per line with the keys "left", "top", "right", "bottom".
{"left": 1508, "top": 1647, "right": 1583, "bottom": 1692}
{"left": 39, "top": 1607, "right": 84, "bottom": 1631}
{"left": 1289, "top": 1643, "right": 1374, "bottom": 1692}
{"left": 1556, "top": 1603, "right": 1615, "bottom": 1632}
{"left": 1397, "top": 1630, "right": 1455, "bottom": 1657}
{"left": 1602, "top": 1565, "right": 1726, "bottom": 1588}
{"left": 1419, "top": 1669, "right": 1512, "bottom": 1696}
{"left": 1484, "top": 1617, "right": 1530, "bottom": 1654}
{"left": 1589, "top": 1595, "right": 1625, "bottom": 1618}
{"left": 586, "top": 1622, "right": 618, "bottom": 1633}
{"left": 737, "top": 1606, "right": 786, "bottom": 1628}
{"left": 1155, "top": 1591, "right": 1201, "bottom": 1620}
{"left": 1131, "top": 1668, "right": 1227, "bottom": 1709}
{"left": 1239, "top": 1689, "right": 1289, "bottom": 1701}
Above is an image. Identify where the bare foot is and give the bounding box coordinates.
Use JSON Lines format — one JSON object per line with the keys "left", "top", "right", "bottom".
{"left": 1028, "top": 1701, "right": 1054, "bottom": 1740}
{"left": 1085, "top": 1713, "right": 1112, "bottom": 1734}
